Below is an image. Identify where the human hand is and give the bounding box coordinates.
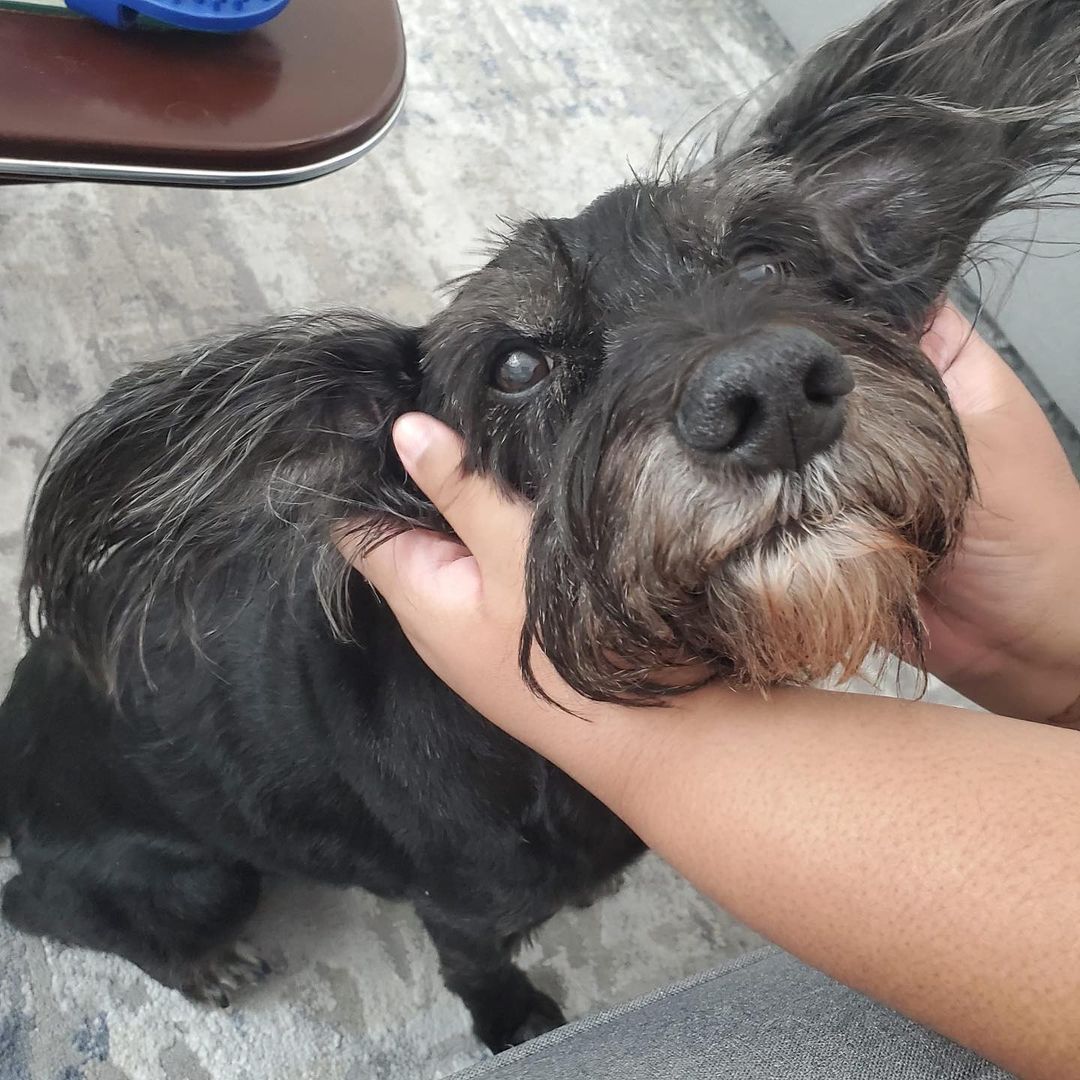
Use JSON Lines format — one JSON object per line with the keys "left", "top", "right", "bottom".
{"left": 335, "top": 416, "right": 592, "bottom": 738}
{"left": 918, "top": 303, "right": 1080, "bottom": 721}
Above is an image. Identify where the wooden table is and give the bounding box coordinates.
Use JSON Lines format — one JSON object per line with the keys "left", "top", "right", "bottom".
{"left": 0, "top": 0, "right": 406, "bottom": 186}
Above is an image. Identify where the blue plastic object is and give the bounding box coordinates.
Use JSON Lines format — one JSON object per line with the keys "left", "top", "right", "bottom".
{"left": 64, "top": 0, "right": 290, "bottom": 31}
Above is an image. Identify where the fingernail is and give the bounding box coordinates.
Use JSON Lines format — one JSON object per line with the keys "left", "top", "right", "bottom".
{"left": 920, "top": 302, "right": 974, "bottom": 374}
{"left": 393, "top": 413, "right": 434, "bottom": 471}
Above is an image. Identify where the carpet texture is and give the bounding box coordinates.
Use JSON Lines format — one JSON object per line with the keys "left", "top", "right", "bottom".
{"left": 0, "top": 1, "right": 997, "bottom": 1078}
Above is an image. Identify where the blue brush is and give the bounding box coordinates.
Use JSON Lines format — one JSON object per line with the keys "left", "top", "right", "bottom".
{"left": 65, "top": 0, "right": 290, "bottom": 31}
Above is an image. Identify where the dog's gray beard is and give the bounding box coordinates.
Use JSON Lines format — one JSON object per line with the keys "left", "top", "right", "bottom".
{"left": 531, "top": 356, "right": 969, "bottom": 699}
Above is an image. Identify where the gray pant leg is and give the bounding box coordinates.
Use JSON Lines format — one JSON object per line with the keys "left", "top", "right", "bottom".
{"left": 448, "top": 947, "right": 1014, "bottom": 1080}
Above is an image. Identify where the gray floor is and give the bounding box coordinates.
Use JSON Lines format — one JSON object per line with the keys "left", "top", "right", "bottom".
{"left": 0, "top": 2, "right": 1045, "bottom": 1079}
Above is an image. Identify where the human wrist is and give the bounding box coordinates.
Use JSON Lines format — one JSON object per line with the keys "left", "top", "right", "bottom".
{"left": 926, "top": 478, "right": 1080, "bottom": 723}
{"left": 950, "top": 660, "right": 1080, "bottom": 724}
{"left": 932, "top": 608, "right": 1080, "bottom": 724}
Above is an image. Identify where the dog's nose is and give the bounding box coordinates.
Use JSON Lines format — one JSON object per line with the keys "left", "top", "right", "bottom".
{"left": 674, "top": 327, "right": 854, "bottom": 471}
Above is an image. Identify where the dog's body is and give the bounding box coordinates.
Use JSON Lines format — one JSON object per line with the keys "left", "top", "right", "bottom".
{"left": 4, "top": 0, "right": 1080, "bottom": 1052}
{"left": 1, "top": 553, "right": 637, "bottom": 1047}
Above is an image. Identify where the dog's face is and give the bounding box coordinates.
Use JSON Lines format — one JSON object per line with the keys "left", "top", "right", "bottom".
{"left": 419, "top": 154, "right": 972, "bottom": 700}
{"left": 406, "top": 0, "right": 1080, "bottom": 703}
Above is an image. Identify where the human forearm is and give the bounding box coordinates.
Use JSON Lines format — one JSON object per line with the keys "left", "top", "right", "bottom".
{"left": 518, "top": 684, "right": 1080, "bottom": 1080}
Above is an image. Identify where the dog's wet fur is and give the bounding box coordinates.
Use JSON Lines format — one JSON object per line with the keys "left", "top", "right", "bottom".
{"left": 3, "top": 0, "right": 1080, "bottom": 1051}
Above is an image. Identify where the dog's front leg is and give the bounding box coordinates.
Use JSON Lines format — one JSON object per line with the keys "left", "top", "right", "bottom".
{"left": 417, "top": 903, "right": 565, "bottom": 1052}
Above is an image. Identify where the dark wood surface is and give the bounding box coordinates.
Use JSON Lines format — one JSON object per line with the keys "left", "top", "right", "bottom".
{"left": 0, "top": 0, "right": 405, "bottom": 176}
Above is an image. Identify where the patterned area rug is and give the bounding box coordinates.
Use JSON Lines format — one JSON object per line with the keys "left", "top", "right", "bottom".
{"left": 0, "top": 2, "right": 976, "bottom": 1078}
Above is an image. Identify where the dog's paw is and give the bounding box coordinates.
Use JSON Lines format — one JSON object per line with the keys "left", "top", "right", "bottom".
{"left": 478, "top": 987, "right": 566, "bottom": 1052}
{"left": 507, "top": 992, "right": 566, "bottom": 1046}
{"left": 176, "top": 942, "right": 272, "bottom": 1008}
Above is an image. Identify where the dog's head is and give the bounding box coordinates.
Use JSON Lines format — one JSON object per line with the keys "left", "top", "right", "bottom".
{"left": 23, "top": 0, "right": 1080, "bottom": 701}
{"left": 421, "top": 182, "right": 968, "bottom": 702}
{"left": 414, "top": 0, "right": 1080, "bottom": 700}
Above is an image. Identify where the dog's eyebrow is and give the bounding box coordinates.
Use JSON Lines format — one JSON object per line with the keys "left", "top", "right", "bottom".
{"left": 535, "top": 219, "right": 604, "bottom": 342}
{"left": 541, "top": 220, "right": 591, "bottom": 291}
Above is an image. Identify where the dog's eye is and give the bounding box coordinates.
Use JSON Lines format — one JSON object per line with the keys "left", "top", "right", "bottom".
{"left": 492, "top": 349, "right": 551, "bottom": 394}
{"left": 734, "top": 257, "right": 786, "bottom": 284}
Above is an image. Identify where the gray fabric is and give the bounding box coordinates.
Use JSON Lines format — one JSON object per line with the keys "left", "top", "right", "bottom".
{"left": 449, "top": 948, "right": 1015, "bottom": 1080}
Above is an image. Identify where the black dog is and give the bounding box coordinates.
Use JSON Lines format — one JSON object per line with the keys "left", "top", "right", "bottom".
{"left": 3, "top": 0, "right": 1079, "bottom": 1053}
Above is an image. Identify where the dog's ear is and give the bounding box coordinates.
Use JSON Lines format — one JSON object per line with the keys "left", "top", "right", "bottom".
{"left": 22, "top": 311, "right": 430, "bottom": 691}
{"left": 753, "top": 0, "right": 1080, "bottom": 331}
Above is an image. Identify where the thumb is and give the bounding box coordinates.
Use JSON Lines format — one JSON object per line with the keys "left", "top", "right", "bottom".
{"left": 392, "top": 413, "right": 530, "bottom": 567}
{"left": 347, "top": 524, "right": 479, "bottom": 618}
{"left": 919, "top": 302, "right": 1021, "bottom": 417}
